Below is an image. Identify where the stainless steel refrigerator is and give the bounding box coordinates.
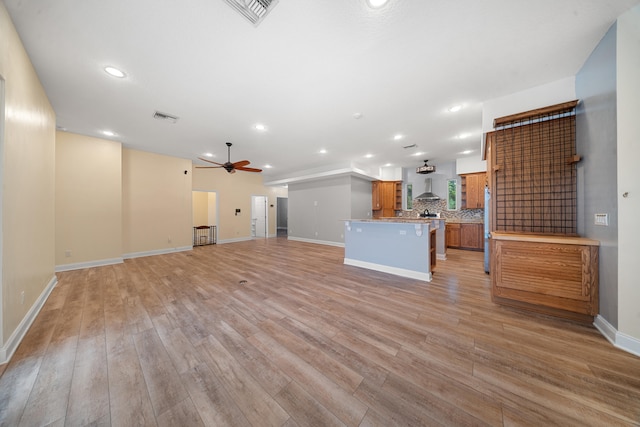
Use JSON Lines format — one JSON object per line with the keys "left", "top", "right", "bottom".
{"left": 484, "top": 186, "right": 490, "bottom": 273}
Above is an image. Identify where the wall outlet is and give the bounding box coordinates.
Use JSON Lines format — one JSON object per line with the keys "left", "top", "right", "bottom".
{"left": 65, "top": 250, "right": 72, "bottom": 257}
{"left": 20, "top": 291, "right": 25, "bottom": 304}
{"left": 168, "top": 236, "right": 172, "bottom": 244}
{"left": 594, "top": 213, "right": 609, "bottom": 226}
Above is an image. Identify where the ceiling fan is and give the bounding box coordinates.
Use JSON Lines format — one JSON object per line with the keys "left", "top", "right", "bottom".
{"left": 197, "top": 142, "right": 262, "bottom": 173}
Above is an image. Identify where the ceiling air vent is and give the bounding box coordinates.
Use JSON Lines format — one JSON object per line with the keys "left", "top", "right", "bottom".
{"left": 223, "top": 0, "right": 279, "bottom": 26}
{"left": 153, "top": 111, "right": 179, "bottom": 123}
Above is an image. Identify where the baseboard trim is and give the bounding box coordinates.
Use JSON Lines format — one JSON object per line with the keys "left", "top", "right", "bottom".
{"left": 0, "top": 275, "right": 58, "bottom": 364}
{"left": 344, "top": 258, "right": 432, "bottom": 282}
{"left": 123, "top": 246, "right": 192, "bottom": 259}
{"left": 594, "top": 315, "right": 640, "bottom": 358}
{"left": 55, "top": 257, "right": 124, "bottom": 272}
{"left": 436, "top": 254, "right": 447, "bottom": 261}
{"left": 287, "top": 236, "right": 345, "bottom": 248}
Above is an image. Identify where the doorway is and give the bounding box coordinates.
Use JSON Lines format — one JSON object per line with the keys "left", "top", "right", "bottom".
{"left": 277, "top": 197, "right": 288, "bottom": 237}
{"left": 251, "top": 195, "right": 268, "bottom": 238}
{"left": 192, "top": 191, "right": 218, "bottom": 245}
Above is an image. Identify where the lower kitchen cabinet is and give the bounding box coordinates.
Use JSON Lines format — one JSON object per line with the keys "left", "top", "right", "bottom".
{"left": 446, "top": 223, "right": 461, "bottom": 248}
{"left": 446, "top": 222, "right": 483, "bottom": 251}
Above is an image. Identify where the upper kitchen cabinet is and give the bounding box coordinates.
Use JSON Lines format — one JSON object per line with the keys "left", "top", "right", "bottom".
{"left": 372, "top": 181, "right": 402, "bottom": 218}
{"left": 460, "top": 172, "right": 486, "bottom": 209}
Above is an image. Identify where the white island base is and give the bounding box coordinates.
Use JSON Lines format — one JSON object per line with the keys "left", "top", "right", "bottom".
{"left": 343, "top": 220, "right": 436, "bottom": 282}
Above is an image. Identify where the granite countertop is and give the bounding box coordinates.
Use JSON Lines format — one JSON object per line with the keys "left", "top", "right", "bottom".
{"left": 351, "top": 218, "right": 444, "bottom": 223}
{"left": 444, "top": 218, "right": 484, "bottom": 224}
{"left": 353, "top": 217, "right": 483, "bottom": 224}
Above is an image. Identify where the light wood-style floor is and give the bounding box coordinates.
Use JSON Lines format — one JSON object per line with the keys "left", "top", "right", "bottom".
{"left": 1, "top": 239, "right": 639, "bottom": 426}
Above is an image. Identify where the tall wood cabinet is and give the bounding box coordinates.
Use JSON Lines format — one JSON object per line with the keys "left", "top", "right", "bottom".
{"left": 460, "top": 172, "right": 486, "bottom": 209}
{"left": 372, "top": 181, "right": 402, "bottom": 218}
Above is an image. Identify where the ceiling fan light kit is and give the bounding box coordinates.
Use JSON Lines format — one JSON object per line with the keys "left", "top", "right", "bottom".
{"left": 197, "top": 142, "right": 262, "bottom": 174}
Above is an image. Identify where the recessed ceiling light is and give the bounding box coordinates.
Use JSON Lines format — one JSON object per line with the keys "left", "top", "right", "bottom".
{"left": 393, "top": 134, "right": 404, "bottom": 141}
{"left": 365, "top": 154, "right": 374, "bottom": 158}
{"left": 367, "top": 0, "right": 389, "bottom": 9}
{"left": 412, "top": 152, "right": 426, "bottom": 157}
{"left": 101, "top": 130, "right": 116, "bottom": 137}
{"left": 319, "top": 149, "right": 327, "bottom": 154}
{"left": 254, "top": 123, "right": 267, "bottom": 131}
{"left": 264, "top": 164, "right": 273, "bottom": 169}
{"left": 204, "top": 152, "right": 213, "bottom": 157}
{"left": 448, "top": 105, "right": 462, "bottom": 113}
{"left": 384, "top": 163, "right": 393, "bottom": 167}
{"left": 461, "top": 150, "right": 473, "bottom": 155}
{"left": 353, "top": 113, "right": 363, "bottom": 119}
{"left": 104, "top": 66, "right": 126, "bottom": 78}
{"left": 459, "top": 132, "right": 471, "bottom": 139}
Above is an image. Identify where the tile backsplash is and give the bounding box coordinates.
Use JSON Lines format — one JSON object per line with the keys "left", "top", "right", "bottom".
{"left": 400, "top": 199, "right": 483, "bottom": 221}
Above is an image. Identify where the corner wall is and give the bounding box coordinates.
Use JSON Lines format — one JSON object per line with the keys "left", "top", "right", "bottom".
{"left": 122, "top": 149, "right": 193, "bottom": 256}
{"left": 575, "top": 24, "right": 618, "bottom": 327}
{"left": 55, "top": 131, "right": 122, "bottom": 270}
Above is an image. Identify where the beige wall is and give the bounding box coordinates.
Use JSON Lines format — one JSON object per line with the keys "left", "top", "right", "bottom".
{"left": 0, "top": 4, "right": 56, "bottom": 351}
{"left": 192, "top": 191, "right": 209, "bottom": 226}
{"left": 55, "top": 131, "right": 122, "bottom": 267}
{"left": 122, "top": 149, "right": 193, "bottom": 255}
{"left": 192, "top": 168, "right": 287, "bottom": 241}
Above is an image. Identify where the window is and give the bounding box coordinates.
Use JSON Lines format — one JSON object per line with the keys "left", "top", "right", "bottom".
{"left": 406, "top": 184, "right": 413, "bottom": 210}
{"left": 447, "top": 179, "right": 457, "bottom": 210}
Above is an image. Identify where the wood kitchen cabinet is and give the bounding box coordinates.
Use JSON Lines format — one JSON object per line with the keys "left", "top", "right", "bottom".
{"left": 445, "top": 223, "right": 461, "bottom": 248}
{"left": 461, "top": 172, "right": 486, "bottom": 209}
{"left": 460, "top": 223, "right": 483, "bottom": 250}
{"left": 446, "top": 222, "right": 483, "bottom": 250}
{"left": 372, "top": 181, "right": 402, "bottom": 218}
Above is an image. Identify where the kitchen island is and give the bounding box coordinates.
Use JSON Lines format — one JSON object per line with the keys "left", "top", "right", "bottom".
{"left": 343, "top": 219, "right": 443, "bottom": 282}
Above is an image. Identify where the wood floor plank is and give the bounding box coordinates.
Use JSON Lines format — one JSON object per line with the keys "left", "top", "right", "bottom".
{"left": 196, "top": 334, "right": 290, "bottom": 427}
{"left": 2, "top": 241, "right": 640, "bottom": 426}
{"left": 133, "top": 328, "right": 190, "bottom": 417}
{"left": 65, "top": 334, "right": 111, "bottom": 426}
{"left": 18, "top": 336, "right": 77, "bottom": 427}
{"left": 274, "top": 380, "right": 346, "bottom": 427}
{"left": 106, "top": 333, "right": 157, "bottom": 427}
{"left": 247, "top": 331, "right": 368, "bottom": 427}
{"left": 155, "top": 397, "right": 204, "bottom": 427}
{"left": 181, "top": 362, "right": 252, "bottom": 427}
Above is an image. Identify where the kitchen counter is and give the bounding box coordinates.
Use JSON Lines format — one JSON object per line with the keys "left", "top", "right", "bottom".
{"left": 343, "top": 219, "right": 436, "bottom": 281}
{"left": 357, "top": 218, "right": 446, "bottom": 260}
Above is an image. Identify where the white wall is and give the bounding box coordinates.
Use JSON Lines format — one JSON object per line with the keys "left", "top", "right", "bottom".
{"left": 616, "top": 4, "right": 640, "bottom": 351}
{"left": 482, "top": 77, "right": 576, "bottom": 133}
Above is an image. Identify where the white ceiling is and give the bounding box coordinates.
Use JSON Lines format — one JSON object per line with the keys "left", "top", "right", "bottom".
{"left": 5, "top": 0, "right": 639, "bottom": 179}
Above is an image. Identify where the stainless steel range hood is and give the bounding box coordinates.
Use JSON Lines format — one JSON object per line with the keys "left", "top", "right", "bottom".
{"left": 415, "top": 178, "right": 440, "bottom": 201}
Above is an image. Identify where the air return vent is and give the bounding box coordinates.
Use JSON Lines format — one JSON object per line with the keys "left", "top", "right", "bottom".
{"left": 153, "top": 111, "right": 179, "bottom": 123}
{"left": 223, "top": 0, "right": 279, "bottom": 26}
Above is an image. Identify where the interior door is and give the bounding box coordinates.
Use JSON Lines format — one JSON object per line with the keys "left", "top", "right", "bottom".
{"left": 252, "top": 195, "right": 267, "bottom": 238}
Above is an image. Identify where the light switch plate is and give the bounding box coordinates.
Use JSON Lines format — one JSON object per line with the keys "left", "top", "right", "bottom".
{"left": 594, "top": 213, "right": 608, "bottom": 226}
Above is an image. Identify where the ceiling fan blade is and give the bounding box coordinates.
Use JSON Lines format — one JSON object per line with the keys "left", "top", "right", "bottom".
{"left": 232, "top": 160, "right": 250, "bottom": 168}
{"left": 235, "top": 166, "right": 262, "bottom": 173}
{"left": 195, "top": 165, "right": 224, "bottom": 168}
{"left": 197, "top": 157, "right": 226, "bottom": 166}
